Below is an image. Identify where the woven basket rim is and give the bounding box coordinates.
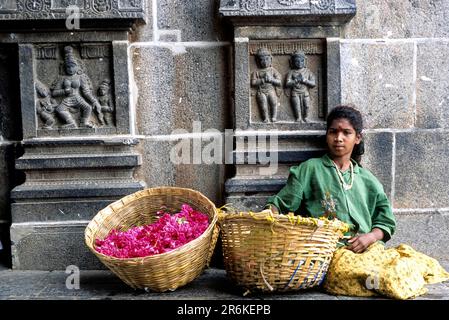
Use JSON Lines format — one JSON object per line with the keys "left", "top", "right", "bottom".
{"left": 85, "top": 186, "right": 218, "bottom": 262}
{"left": 218, "top": 209, "right": 351, "bottom": 233}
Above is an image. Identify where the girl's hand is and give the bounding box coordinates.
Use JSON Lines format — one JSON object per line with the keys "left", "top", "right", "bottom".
{"left": 347, "top": 233, "right": 377, "bottom": 253}
{"left": 347, "top": 228, "right": 385, "bottom": 253}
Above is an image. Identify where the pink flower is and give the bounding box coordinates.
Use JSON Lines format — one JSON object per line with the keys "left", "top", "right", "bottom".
{"left": 95, "top": 204, "right": 209, "bottom": 258}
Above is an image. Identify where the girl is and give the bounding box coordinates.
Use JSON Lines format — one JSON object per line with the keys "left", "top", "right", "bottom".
{"left": 265, "top": 105, "right": 449, "bottom": 299}
{"left": 266, "top": 105, "right": 396, "bottom": 253}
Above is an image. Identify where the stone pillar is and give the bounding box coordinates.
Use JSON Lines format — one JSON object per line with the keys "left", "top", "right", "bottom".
{"left": 219, "top": 0, "right": 356, "bottom": 210}
{"left": 0, "top": 3, "right": 147, "bottom": 269}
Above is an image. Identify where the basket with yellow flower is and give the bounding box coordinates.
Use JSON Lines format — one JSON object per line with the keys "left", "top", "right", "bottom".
{"left": 217, "top": 203, "right": 351, "bottom": 294}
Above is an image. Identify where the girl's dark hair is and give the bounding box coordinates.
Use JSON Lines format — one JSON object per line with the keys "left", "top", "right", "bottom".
{"left": 326, "top": 105, "right": 365, "bottom": 164}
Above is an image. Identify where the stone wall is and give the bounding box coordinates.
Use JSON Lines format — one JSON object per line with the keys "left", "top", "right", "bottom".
{"left": 130, "top": 0, "right": 232, "bottom": 206}
{"left": 338, "top": 0, "right": 449, "bottom": 260}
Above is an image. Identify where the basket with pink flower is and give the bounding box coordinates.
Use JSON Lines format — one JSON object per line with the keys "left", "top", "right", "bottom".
{"left": 85, "top": 187, "right": 219, "bottom": 292}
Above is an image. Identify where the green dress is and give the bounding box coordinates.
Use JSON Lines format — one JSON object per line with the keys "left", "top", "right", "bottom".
{"left": 266, "top": 154, "right": 396, "bottom": 241}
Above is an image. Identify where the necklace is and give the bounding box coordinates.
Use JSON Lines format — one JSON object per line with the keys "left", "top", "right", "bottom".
{"left": 333, "top": 161, "right": 354, "bottom": 190}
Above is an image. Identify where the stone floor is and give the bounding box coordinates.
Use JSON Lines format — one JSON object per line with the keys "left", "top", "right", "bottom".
{"left": 1, "top": 264, "right": 449, "bottom": 300}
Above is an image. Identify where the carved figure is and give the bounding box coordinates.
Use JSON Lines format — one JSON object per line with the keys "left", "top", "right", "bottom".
{"left": 96, "top": 80, "right": 114, "bottom": 126}
{"left": 251, "top": 48, "right": 282, "bottom": 123}
{"left": 35, "top": 81, "right": 58, "bottom": 129}
{"left": 285, "top": 50, "right": 316, "bottom": 122}
{"left": 51, "top": 46, "right": 101, "bottom": 128}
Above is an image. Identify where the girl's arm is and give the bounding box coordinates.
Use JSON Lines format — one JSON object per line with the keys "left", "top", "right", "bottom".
{"left": 265, "top": 166, "right": 304, "bottom": 214}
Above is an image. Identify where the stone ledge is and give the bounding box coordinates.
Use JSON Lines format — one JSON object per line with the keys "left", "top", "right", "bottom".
{"left": 225, "top": 178, "right": 286, "bottom": 194}
{"left": 11, "top": 180, "right": 146, "bottom": 200}
{"left": 15, "top": 153, "right": 142, "bottom": 170}
{"left": 10, "top": 221, "right": 105, "bottom": 270}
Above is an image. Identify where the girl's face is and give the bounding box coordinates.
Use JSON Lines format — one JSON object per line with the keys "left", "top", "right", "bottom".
{"left": 326, "top": 118, "right": 361, "bottom": 159}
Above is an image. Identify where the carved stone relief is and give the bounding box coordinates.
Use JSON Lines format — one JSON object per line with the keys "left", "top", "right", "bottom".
{"left": 249, "top": 40, "right": 325, "bottom": 124}
{"left": 240, "top": 0, "right": 265, "bottom": 12}
{"left": 34, "top": 44, "right": 115, "bottom": 130}
{"left": 0, "top": 0, "right": 145, "bottom": 19}
{"left": 220, "top": 0, "right": 353, "bottom": 15}
{"left": 250, "top": 47, "right": 282, "bottom": 123}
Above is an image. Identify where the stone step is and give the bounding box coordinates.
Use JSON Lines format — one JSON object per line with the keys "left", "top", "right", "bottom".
{"left": 10, "top": 220, "right": 105, "bottom": 270}
{"left": 225, "top": 177, "right": 286, "bottom": 193}
{"left": 11, "top": 180, "right": 146, "bottom": 199}
{"left": 233, "top": 149, "right": 325, "bottom": 165}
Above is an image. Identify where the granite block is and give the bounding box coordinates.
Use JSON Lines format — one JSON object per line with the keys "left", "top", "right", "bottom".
{"left": 361, "top": 132, "right": 393, "bottom": 199}
{"left": 130, "top": 0, "right": 154, "bottom": 42}
{"left": 416, "top": 40, "right": 449, "bottom": 129}
{"left": 137, "top": 138, "right": 226, "bottom": 205}
{"left": 132, "top": 44, "right": 231, "bottom": 136}
{"left": 157, "top": 0, "right": 228, "bottom": 42}
{"left": 340, "top": 41, "right": 415, "bottom": 129}
{"left": 11, "top": 199, "right": 117, "bottom": 223}
{"left": 387, "top": 212, "right": 449, "bottom": 262}
{"left": 343, "top": 0, "right": 449, "bottom": 39}
{"left": 10, "top": 221, "right": 105, "bottom": 270}
{"left": 394, "top": 131, "right": 449, "bottom": 208}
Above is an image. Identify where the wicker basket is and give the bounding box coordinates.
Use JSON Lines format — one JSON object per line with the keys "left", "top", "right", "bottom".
{"left": 85, "top": 187, "right": 219, "bottom": 292}
{"left": 218, "top": 209, "right": 350, "bottom": 293}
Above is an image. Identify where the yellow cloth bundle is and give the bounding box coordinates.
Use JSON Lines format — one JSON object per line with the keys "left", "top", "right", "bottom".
{"left": 323, "top": 242, "right": 449, "bottom": 299}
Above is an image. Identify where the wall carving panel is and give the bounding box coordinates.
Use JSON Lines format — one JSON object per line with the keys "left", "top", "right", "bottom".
{"left": 249, "top": 40, "right": 325, "bottom": 124}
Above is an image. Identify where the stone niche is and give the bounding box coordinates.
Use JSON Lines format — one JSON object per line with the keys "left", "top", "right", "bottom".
{"left": 219, "top": 0, "right": 356, "bottom": 210}
{"left": 1, "top": 3, "right": 147, "bottom": 269}
{"left": 20, "top": 41, "right": 130, "bottom": 138}
{"left": 247, "top": 39, "right": 326, "bottom": 127}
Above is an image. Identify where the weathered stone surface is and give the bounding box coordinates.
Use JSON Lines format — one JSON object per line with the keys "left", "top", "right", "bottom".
{"left": 136, "top": 138, "right": 225, "bottom": 205}
{"left": 10, "top": 221, "right": 105, "bottom": 270}
{"left": 234, "top": 38, "right": 250, "bottom": 130}
{"left": 388, "top": 212, "right": 449, "bottom": 262}
{"left": 344, "top": 0, "right": 449, "bottom": 39}
{"left": 235, "top": 26, "right": 341, "bottom": 39}
{"left": 11, "top": 200, "right": 116, "bottom": 223}
{"left": 219, "top": 0, "right": 356, "bottom": 26}
{"left": 1, "top": 267, "right": 449, "bottom": 299}
{"left": 129, "top": 0, "right": 153, "bottom": 42}
{"left": 416, "top": 40, "right": 449, "bottom": 129}
{"left": 0, "top": 31, "right": 128, "bottom": 44}
{"left": 0, "top": 0, "right": 147, "bottom": 30}
{"left": 340, "top": 41, "right": 415, "bottom": 129}
{"left": 394, "top": 132, "right": 449, "bottom": 208}
{"left": 157, "top": 0, "right": 228, "bottom": 42}
{"left": 133, "top": 44, "right": 231, "bottom": 136}
{"left": 225, "top": 194, "right": 272, "bottom": 212}
{"left": 361, "top": 132, "right": 393, "bottom": 199}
